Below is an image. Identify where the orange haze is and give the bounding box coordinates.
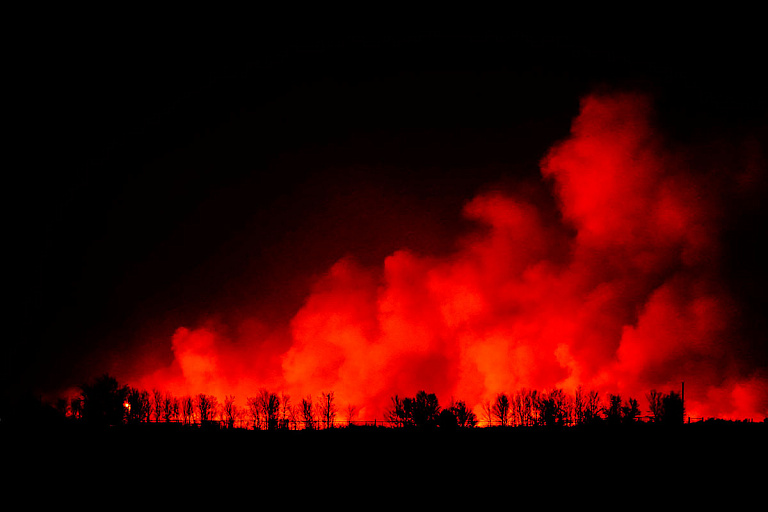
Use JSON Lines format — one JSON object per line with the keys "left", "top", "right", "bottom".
{"left": 129, "top": 91, "right": 768, "bottom": 422}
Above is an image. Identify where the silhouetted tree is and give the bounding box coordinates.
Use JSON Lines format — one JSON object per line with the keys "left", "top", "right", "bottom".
{"left": 493, "top": 393, "right": 510, "bottom": 427}
{"left": 386, "top": 391, "right": 440, "bottom": 428}
{"left": 126, "top": 387, "right": 151, "bottom": 424}
{"left": 559, "top": 390, "right": 575, "bottom": 426}
{"left": 152, "top": 389, "right": 164, "bottom": 423}
{"left": 438, "top": 408, "right": 458, "bottom": 430}
{"left": 196, "top": 394, "right": 218, "bottom": 423}
{"left": 584, "top": 390, "right": 602, "bottom": 425}
{"left": 410, "top": 391, "right": 441, "bottom": 429}
{"left": 511, "top": 391, "right": 524, "bottom": 426}
{"left": 621, "top": 398, "right": 641, "bottom": 424}
{"left": 80, "top": 374, "right": 128, "bottom": 427}
{"left": 223, "top": 395, "right": 237, "bottom": 429}
{"left": 181, "top": 395, "right": 195, "bottom": 425}
{"left": 319, "top": 391, "right": 337, "bottom": 429}
{"left": 402, "top": 397, "right": 417, "bottom": 426}
{"left": 448, "top": 399, "right": 477, "bottom": 428}
{"left": 247, "top": 396, "right": 262, "bottom": 429}
{"left": 661, "top": 391, "right": 684, "bottom": 425}
{"left": 280, "top": 392, "right": 292, "bottom": 429}
{"left": 386, "top": 395, "right": 407, "bottom": 427}
{"left": 511, "top": 388, "right": 540, "bottom": 426}
{"left": 646, "top": 390, "right": 664, "bottom": 423}
{"left": 606, "top": 394, "right": 623, "bottom": 424}
{"left": 162, "top": 392, "right": 178, "bottom": 423}
{"left": 287, "top": 399, "right": 299, "bottom": 430}
{"left": 257, "top": 389, "right": 280, "bottom": 430}
{"left": 574, "top": 386, "right": 587, "bottom": 425}
{"left": 540, "top": 389, "right": 568, "bottom": 427}
{"left": 301, "top": 396, "right": 316, "bottom": 430}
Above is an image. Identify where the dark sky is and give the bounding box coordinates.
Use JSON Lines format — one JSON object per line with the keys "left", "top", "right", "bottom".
{"left": 7, "top": 22, "right": 767, "bottom": 403}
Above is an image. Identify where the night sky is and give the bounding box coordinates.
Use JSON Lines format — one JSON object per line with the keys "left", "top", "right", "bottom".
{"left": 7, "top": 22, "right": 767, "bottom": 411}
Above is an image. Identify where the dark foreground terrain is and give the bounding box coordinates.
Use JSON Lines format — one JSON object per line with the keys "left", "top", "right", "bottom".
{"left": 4, "top": 421, "right": 765, "bottom": 506}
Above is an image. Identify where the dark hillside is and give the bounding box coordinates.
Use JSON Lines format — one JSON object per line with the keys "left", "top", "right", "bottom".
{"left": 6, "top": 420, "right": 764, "bottom": 506}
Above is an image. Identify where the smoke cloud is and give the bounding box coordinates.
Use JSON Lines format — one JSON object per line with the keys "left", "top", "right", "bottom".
{"left": 132, "top": 90, "right": 768, "bottom": 421}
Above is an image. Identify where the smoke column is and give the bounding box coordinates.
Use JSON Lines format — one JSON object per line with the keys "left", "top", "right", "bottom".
{"left": 131, "top": 90, "right": 768, "bottom": 421}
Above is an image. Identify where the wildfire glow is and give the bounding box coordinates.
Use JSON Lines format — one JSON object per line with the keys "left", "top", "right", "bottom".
{"left": 126, "top": 91, "right": 767, "bottom": 422}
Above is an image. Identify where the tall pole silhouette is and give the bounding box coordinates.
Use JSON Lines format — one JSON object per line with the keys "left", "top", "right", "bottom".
{"left": 681, "top": 381, "right": 685, "bottom": 423}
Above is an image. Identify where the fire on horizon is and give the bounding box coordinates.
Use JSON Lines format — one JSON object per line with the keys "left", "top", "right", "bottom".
{"left": 13, "top": 31, "right": 767, "bottom": 425}
{"left": 104, "top": 91, "right": 766, "bottom": 422}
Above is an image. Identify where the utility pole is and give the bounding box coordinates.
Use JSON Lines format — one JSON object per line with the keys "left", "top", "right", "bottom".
{"left": 681, "top": 381, "right": 685, "bottom": 423}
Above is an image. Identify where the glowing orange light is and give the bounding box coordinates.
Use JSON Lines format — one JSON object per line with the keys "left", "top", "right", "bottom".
{"left": 120, "top": 91, "right": 767, "bottom": 423}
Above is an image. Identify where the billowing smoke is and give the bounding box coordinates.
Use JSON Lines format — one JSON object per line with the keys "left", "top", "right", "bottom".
{"left": 132, "top": 91, "right": 768, "bottom": 421}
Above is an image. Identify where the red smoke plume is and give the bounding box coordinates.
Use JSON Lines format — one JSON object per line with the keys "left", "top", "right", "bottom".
{"left": 131, "top": 91, "right": 768, "bottom": 421}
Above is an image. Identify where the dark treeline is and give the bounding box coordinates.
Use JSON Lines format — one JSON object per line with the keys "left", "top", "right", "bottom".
{"left": 5, "top": 381, "right": 765, "bottom": 512}
{"left": 384, "top": 388, "right": 687, "bottom": 429}
{"left": 3, "top": 372, "right": 767, "bottom": 503}
{"left": 3, "top": 373, "right": 760, "bottom": 433}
